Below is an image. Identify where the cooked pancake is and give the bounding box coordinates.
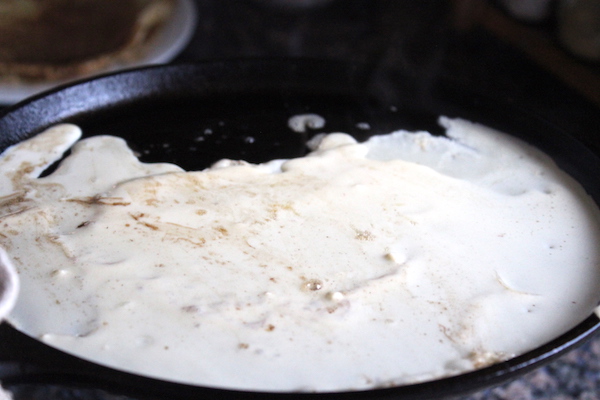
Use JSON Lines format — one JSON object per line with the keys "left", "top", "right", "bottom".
{"left": 0, "top": 0, "right": 175, "bottom": 82}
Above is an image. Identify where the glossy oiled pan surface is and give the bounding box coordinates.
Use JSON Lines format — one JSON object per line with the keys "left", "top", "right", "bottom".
{"left": 0, "top": 59, "right": 599, "bottom": 400}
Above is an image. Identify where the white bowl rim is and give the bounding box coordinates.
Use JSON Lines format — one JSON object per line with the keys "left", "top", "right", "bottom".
{"left": 0, "top": 247, "right": 19, "bottom": 321}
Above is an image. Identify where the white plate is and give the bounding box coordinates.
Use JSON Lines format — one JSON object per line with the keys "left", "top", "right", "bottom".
{"left": 0, "top": 0, "right": 197, "bottom": 105}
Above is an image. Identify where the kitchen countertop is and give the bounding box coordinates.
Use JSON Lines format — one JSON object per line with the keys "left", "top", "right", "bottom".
{"left": 2, "top": 0, "right": 600, "bottom": 399}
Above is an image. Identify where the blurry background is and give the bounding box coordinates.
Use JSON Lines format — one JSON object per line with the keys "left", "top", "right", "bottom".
{"left": 1, "top": 0, "right": 600, "bottom": 399}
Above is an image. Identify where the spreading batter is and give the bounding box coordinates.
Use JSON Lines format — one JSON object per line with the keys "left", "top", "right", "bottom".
{"left": 1, "top": 117, "right": 600, "bottom": 392}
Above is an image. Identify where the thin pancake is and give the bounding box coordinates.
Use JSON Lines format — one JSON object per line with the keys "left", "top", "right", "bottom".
{"left": 0, "top": 0, "right": 175, "bottom": 82}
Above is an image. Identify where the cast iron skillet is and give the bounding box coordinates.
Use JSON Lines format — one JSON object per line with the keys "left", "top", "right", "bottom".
{"left": 0, "top": 59, "right": 599, "bottom": 399}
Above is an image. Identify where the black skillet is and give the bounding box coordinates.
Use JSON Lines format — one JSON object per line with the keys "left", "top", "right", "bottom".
{"left": 1, "top": 59, "right": 600, "bottom": 400}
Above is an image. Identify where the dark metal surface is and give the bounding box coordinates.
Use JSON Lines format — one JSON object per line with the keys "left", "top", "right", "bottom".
{"left": 1, "top": 59, "right": 600, "bottom": 399}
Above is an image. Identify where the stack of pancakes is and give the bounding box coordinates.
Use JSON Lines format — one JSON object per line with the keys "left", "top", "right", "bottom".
{"left": 0, "top": 0, "right": 175, "bottom": 83}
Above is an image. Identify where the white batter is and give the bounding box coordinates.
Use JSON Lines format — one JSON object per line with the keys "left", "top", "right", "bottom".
{"left": 1, "top": 117, "right": 600, "bottom": 392}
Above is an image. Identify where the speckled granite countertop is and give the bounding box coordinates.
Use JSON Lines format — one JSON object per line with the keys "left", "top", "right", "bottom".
{"left": 2, "top": 0, "right": 600, "bottom": 399}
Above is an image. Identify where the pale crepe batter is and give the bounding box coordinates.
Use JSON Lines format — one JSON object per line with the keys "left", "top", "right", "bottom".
{"left": 1, "top": 117, "right": 599, "bottom": 392}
